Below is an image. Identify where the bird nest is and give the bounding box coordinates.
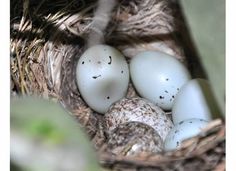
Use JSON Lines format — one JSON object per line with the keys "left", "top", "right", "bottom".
{"left": 10, "top": 0, "right": 225, "bottom": 170}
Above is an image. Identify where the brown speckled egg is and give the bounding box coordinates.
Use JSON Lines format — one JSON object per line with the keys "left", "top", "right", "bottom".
{"left": 106, "top": 122, "right": 164, "bottom": 156}
{"left": 104, "top": 97, "right": 173, "bottom": 141}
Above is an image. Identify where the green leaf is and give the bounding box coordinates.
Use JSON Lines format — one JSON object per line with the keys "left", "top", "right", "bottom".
{"left": 11, "top": 96, "right": 101, "bottom": 171}
{"left": 180, "top": 0, "right": 225, "bottom": 115}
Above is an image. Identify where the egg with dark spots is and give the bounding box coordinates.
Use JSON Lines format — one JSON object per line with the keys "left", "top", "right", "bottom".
{"left": 76, "top": 44, "right": 129, "bottom": 114}
{"left": 130, "top": 51, "right": 191, "bottom": 110}
{"left": 164, "top": 118, "right": 209, "bottom": 151}
{"left": 104, "top": 97, "right": 173, "bottom": 141}
{"left": 106, "top": 122, "right": 164, "bottom": 156}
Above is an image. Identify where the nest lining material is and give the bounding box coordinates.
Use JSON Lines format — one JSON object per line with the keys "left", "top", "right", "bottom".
{"left": 10, "top": 0, "right": 225, "bottom": 170}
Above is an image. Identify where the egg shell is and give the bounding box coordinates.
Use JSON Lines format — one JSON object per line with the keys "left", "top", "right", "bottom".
{"left": 164, "top": 118, "right": 209, "bottom": 151}
{"left": 130, "top": 51, "right": 191, "bottom": 110}
{"left": 76, "top": 44, "right": 129, "bottom": 114}
{"left": 104, "top": 97, "right": 173, "bottom": 141}
{"left": 172, "top": 78, "right": 219, "bottom": 124}
{"left": 107, "top": 122, "right": 164, "bottom": 156}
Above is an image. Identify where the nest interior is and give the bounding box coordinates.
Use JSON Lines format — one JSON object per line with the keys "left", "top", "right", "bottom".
{"left": 10, "top": 0, "right": 225, "bottom": 170}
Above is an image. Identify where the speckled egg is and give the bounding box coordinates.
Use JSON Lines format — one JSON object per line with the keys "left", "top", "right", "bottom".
{"left": 76, "top": 44, "right": 129, "bottom": 114}
{"left": 164, "top": 118, "right": 209, "bottom": 151}
{"left": 106, "top": 122, "right": 164, "bottom": 156}
{"left": 130, "top": 51, "right": 191, "bottom": 110}
{"left": 104, "top": 97, "right": 173, "bottom": 141}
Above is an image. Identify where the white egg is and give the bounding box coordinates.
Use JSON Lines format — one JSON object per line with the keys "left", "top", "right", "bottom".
{"left": 172, "top": 78, "right": 220, "bottom": 124}
{"left": 164, "top": 118, "right": 209, "bottom": 151}
{"left": 76, "top": 44, "right": 129, "bottom": 114}
{"left": 130, "top": 51, "right": 191, "bottom": 110}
